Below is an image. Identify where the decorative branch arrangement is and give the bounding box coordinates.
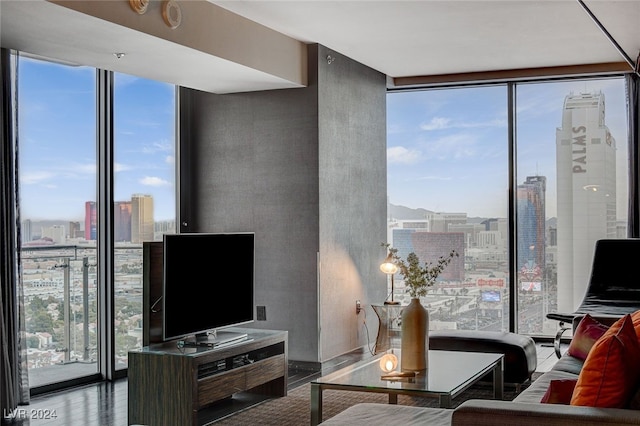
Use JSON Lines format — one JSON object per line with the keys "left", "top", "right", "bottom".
{"left": 382, "top": 243, "right": 458, "bottom": 298}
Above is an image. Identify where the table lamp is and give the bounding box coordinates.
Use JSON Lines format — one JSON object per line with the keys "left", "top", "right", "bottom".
{"left": 380, "top": 252, "right": 399, "bottom": 305}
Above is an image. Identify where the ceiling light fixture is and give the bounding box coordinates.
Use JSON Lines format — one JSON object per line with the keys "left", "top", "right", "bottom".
{"left": 113, "top": 53, "right": 126, "bottom": 59}
{"left": 162, "top": 0, "right": 182, "bottom": 29}
{"left": 129, "top": 0, "right": 150, "bottom": 15}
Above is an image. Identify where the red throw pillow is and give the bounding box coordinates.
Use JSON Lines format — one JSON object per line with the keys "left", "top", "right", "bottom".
{"left": 631, "top": 309, "right": 640, "bottom": 333}
{"left": 570, "top": 314, "right": 640, "bottom": 408}
{"left": 567, "top": 314, "right": 609, "bottom": 360}
{"left": 541, "top": 379, "right": 578, "bottom": 404}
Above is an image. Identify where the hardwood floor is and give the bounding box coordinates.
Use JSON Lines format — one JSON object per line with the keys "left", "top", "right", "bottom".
{"left": 6, "top": 342, "right": 561, "bottom": 425}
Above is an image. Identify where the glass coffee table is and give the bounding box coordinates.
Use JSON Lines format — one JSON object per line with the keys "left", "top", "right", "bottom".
{"left": 310, "top": 349, "right": 503, "bottom": 425}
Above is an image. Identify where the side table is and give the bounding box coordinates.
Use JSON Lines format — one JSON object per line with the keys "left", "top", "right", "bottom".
{"left": 371, "top": 304, "right": 404, "bottom": 354}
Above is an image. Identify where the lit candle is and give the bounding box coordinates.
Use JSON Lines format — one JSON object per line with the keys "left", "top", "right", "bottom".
{"left": 379, "top": 353, "right": 398, "bottom": 373}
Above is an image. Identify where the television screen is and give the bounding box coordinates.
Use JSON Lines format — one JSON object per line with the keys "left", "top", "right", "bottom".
{"left": 480, "top": 290, "right": 501, "bottom": 302}
{"left": 162, "top": 232, "right": 255, "bottom": 342}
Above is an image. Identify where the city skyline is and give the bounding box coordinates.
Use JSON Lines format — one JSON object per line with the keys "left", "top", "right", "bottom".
{"left": 387, "top": 78, "right": 628, "bottom": 219}
{"left": 18, "top": 58, "right": 628, "bottom": 226}
{"left": 18, "top": 57, "right": 175, "bottom": 223}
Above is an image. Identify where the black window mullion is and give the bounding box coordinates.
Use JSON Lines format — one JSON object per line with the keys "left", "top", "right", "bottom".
{"left": 96, "top": 69, "right": 115, "bottom": 380}
{"left": 507, "top": 82, "right": 518, "bottom": 333}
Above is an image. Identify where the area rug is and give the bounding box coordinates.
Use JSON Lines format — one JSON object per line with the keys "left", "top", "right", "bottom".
{"left": 212, "top": 375, "right": 539, "bottom": 425}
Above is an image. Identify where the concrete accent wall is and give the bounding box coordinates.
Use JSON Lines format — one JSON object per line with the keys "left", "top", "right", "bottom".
{"left": 316, "top": 45, "right": 388, "bottom": 361}
{"left": 180, "top": 44, "right": 386, "bottom": 364}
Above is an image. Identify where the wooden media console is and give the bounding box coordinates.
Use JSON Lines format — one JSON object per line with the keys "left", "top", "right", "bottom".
{"left": 128, "top": 328, "right": 288, "bottom": 426}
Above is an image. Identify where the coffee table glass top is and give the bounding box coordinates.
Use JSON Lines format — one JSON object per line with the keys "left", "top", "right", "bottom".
{"left": 312, "top": 349, "right": 502, "bottom": 395}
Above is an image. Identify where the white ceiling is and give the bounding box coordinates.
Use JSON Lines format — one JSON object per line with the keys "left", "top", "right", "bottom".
{"left": 213, "top": 0, "right": 640, "bottom": 78}
{"left": 1, "top": 0, "right": 639, "bottom": 93}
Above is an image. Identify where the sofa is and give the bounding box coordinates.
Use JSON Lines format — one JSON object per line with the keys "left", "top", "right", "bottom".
{"left": 321, "top": 314, "right": 640, "bottom": 426}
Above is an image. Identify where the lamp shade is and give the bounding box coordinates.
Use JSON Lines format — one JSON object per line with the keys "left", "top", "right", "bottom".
{"left": 380, "top": 253, "right": 398, "bottom": 275}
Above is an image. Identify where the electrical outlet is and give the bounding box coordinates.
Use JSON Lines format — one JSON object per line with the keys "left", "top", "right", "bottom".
{"left": 256, "top": 305, "right": 266, "bottom": 321}
{"left": 356, "top": 300, "right": 362, "bottom": 314}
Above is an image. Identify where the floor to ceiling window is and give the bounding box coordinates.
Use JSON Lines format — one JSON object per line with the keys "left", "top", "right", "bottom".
{"left": 113, "top": 73, "right": 176, "bottom": 369}
{"left": 18, "top": 56, "right": 99, "bottom": 388}
{"left": 386, "top": 85, "right": 510, "bottom": 332}
{"left": 515, "top": 78, "right": 628, "bottom": 336}
{"left": 386, "top": 75, "right": 629, "bottom": 336}
{"left": 16, "top": 54, "right": 176, "bottom": 390}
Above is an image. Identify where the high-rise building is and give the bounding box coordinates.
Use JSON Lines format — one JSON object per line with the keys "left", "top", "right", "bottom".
{"left": 42, "top": 225, "right": 65, "bottom": 244}
{"left": 391, "top": 228, "right": 465, "bottom": 282}
{"left": 517, "top": 176, "right": 546, "bottom": 272}
{"left": 556, "top": 91, "right": 616, "bottom": 312}
{"left": 22, "top": 219, "right": 32, "bottom": 243}
{"left": 85, "top": 201, "right": 97, "bottom": 241}
{"left": 68, "top": 221, "right": 81, "bottom": 239}
{"left": 114, "top": 201, "right": 132, "bottom": 242}
{"left": 425, "top": 212, "right": 467, "bottom": 233}
{"left": 131, "top": 194, "right": 154, "bottom": 243}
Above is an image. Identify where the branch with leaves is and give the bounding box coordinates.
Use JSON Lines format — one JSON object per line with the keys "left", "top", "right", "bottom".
{"left": 382, "top": 243, "right": 458, "bottom": 298}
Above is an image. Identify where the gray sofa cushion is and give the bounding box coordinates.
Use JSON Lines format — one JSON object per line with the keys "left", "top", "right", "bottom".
{"left": 551, "top": 353, "right": 584, "bottom": 375}
{"left": 320, "top": 403, "right": 453, "bottom": 426}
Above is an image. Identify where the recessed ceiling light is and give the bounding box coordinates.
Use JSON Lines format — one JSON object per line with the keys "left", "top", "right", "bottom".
{"left": 162, "top": 0, "right": 182, "bottom": 29}
{"left": 129, "top": 0, "right": 149, "bottom": 14}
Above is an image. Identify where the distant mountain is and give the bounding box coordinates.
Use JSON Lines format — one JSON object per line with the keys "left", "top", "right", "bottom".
{"left": 388, "top": 204, "right": 433, "bottom": 220}
{"left": 389, "top": 203, "right": 557, "bottom": 228}
{"left": 388, "top": 203, "right": 488, "bottom": 222}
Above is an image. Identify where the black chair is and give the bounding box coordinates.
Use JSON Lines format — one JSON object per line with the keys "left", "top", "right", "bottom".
{"left": 546, "top": 238, "right": 640, "bottom": 358}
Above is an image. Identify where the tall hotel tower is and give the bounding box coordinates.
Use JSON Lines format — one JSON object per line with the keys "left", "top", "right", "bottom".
{"left": 131, "top": 194, "right": 154, "bottom": 243}
{"left": 517, "top": 176, "right": 546, "bottom": 273}
{"left": 556, "top": 91, "right": 616, "bottom": 312}
{"left": 85, "top": 201, "right": 97, "bottom": 241}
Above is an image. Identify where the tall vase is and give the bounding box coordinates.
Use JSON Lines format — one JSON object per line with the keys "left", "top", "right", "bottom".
{"left": 401, "top": 297, "right": 429, "bottom": 372}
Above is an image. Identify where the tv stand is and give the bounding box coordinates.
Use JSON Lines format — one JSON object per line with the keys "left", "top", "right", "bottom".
{"left": 128, "top": 328, "right": 288, "bottom": 426}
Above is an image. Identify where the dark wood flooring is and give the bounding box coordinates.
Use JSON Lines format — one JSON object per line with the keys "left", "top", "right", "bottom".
{"left": 5, "top": 342, "right": 560, "bottom": 425}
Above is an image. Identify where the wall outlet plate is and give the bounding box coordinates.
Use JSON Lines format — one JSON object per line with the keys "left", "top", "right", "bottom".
{"left": 257, "top": 305, "right": 266, "bottom": 321}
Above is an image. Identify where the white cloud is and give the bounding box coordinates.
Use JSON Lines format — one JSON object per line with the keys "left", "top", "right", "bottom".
{"left": 21, "top": 171, "right": 55, "bottom": 184}
{"left": 426, "top": 134, "right": 477, "bottom": 160}
{"left": 420, "top": 117, "right": 451, "bottom": 131}
{"left": 115, "top": 163, "right": 132, "bottom": 172}
{"left": 420, "top": 116, "right": 506, "bottom": 131}
{"left": 140, "top": 176, "right": 170, "bottom": 187}
{"left": 387, "top": 146, "right": 421, "bottom": 164}
{"left": 72, "top": 163, "right": 96, "bottom": 175}
{"left": 165, "top": 155, "right": 174, "bottom": 165}
{"left": 417, "top": 175, "right": 452, "bottom": 181}
{"left": 142, "top": 139, "right": 173, "bottom": 154}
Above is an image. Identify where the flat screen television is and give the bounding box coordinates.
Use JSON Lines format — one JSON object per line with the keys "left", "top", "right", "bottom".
{"left": 162, "top": 232, "right": 255, "bottom": 345}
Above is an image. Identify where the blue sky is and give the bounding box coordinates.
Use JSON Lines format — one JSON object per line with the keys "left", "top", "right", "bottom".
{"left": 387, "top": 78, "right": 628, "bottom": 219}
{"left": 18, "top": 56, "right": 628, "bottom": 224}
{"left": 18, "top": 57, "right": 176, "bottom": 222}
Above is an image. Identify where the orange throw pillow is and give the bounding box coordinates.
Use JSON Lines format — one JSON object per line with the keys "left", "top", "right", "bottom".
{"left": 570, "top": 314, "right": 640, "bottom": 408}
